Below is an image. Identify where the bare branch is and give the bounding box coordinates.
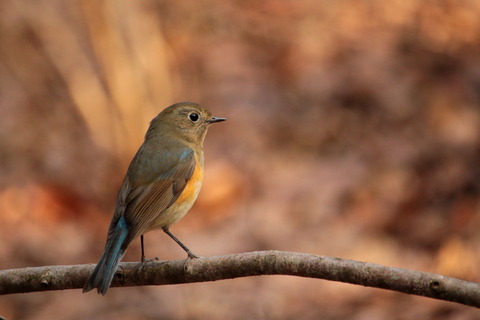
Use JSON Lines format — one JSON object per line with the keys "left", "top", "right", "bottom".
{"left": 0, "top": 251, "right": 478, "bottom": 307}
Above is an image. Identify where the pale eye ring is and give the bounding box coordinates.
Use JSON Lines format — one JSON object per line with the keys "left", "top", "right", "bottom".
{"left": 189, "top": 113, "right": 199, "bottom": 122}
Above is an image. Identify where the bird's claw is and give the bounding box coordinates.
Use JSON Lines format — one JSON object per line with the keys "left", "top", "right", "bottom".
{"left": 142, "top": 256, "right": 159, "bottom": 263}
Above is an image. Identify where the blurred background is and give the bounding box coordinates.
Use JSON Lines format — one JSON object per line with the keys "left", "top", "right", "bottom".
{"left": 1, "top": 0, "right": 480, "bottom": 319}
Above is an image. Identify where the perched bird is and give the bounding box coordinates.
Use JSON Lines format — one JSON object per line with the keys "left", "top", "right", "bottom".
{"left": 83, "top": 102, "right": 226, "bottom": 295}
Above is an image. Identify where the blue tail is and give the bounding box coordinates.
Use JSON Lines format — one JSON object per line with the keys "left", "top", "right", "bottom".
{"left": 83, "top": 216, "right": 129, "bottom": 295}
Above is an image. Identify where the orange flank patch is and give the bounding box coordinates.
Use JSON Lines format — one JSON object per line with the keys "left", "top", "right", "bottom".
{"left": 176, "top": 155, "right": 204, "bottom": 204}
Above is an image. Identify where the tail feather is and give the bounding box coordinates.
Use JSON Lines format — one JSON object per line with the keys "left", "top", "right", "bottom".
{"left": 83, "top": 216, "right": 129, "bottom": 295}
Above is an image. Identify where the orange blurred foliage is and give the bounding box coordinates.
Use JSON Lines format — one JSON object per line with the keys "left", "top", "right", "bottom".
{"left": 1, "top": 0, "right": 480, "bottom": 319}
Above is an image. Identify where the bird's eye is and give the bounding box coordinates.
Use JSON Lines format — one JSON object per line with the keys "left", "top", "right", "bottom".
{"left": 189, "top": 113, "right": 199, "bottom": 122}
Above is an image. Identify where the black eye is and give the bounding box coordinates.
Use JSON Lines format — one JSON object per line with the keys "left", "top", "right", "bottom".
{"left": 189, "top": 113, "right": 199, "bottom": 122}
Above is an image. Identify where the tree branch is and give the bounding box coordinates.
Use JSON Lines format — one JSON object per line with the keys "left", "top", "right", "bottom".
{"left": 0, "top": 251, "right": 478, "bottom": 307}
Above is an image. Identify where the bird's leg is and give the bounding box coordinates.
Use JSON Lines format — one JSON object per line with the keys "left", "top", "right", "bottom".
{"left": 163, "top": 229, "right": 199, "bottom": 259}
{"left": 141, "top": 235, "right": 146, "bottom": 262}
{"left": 140, "top": 235, "right": 158, "bottom": 263}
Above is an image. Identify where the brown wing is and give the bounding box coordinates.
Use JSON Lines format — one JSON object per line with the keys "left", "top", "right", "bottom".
{"left": 112, "top": 148, "right": 196, "bottom": 244}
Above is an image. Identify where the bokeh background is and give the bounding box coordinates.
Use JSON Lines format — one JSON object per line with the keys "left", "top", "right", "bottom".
{"left": 1, "top": 0, "right": 480, "bottom": 319}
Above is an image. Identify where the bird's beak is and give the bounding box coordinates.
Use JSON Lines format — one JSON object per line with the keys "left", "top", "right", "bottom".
{"left": 206, "top": 117, "right": 226, "bottom": 124}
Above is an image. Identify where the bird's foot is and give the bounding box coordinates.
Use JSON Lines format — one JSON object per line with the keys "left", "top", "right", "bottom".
{"left": 142, "top": 256, "right": 160, "bottom": 263}
{"left": 186, "top": 251, "right": 201, "bottom": 259}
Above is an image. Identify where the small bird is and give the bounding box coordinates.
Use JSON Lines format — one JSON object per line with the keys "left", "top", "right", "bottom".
{"left": 83, "top": 102, "right": 226, "bottom": 295}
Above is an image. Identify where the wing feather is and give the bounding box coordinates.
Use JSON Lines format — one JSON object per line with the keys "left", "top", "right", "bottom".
{"left": 111, "top": 147, "right": 196, "bottom": 244}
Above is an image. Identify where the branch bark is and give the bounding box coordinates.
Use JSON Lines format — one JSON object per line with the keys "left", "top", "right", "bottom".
{"left": 0, "top": 250, "right": 478, "bottom": 307}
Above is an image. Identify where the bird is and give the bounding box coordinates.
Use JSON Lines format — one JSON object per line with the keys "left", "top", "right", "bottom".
{"left": 83, "top": 102, "right": 226, "bottom": 295}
